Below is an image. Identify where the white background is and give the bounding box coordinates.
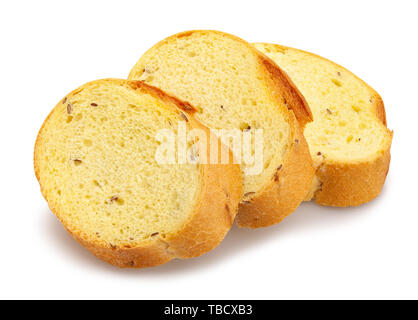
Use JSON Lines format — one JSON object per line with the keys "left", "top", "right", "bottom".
{"left": 1, "top": 0, "right": 417, "bottom": 300}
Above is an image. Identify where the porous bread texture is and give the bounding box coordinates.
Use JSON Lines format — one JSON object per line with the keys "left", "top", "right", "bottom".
{"left": 255, "top": 43, "right": 393, "bottom": 206}
{"left": 34, "top": 79, "right": 242, "bottom": 268}
{"left": 129, "top": 30, "right": 315, "bottom": 228}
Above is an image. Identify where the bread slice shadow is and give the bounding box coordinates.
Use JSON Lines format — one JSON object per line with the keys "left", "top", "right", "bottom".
{"left": 41, "top": 179, "right": 389, "bottom": 275}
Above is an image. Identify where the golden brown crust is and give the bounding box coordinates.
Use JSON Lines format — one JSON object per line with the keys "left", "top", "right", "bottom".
{"left": 127, "top": 80, "right": 198, "bottom": 114}
{"left": 253, "top": 43, "right": 393, "bottom": 207}
{"left": 236, "top": 117, "right": 315, "bottom": 227}
{"left": 72, "top": 229, "right": 175, "bottom": 268}
{"left": 313, "top": 142, "right": 392, "bottom": 207}
{"left": 34, "top": 79, "right": 242, "bottom": 268}
{"left": 259, "top": 56, "right": 313, "bottom": 127}
{"left": 372, "top": 93, "right": 387, "bottom": 126}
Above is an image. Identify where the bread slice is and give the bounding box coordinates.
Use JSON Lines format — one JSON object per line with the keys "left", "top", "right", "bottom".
{"left": 128, "top": 30, "right": 315, "bottom": 228}
{"left": 34, "top": 79, "right": 242, "bottom": 268}
{"left": 254, "top": 43, "right": 393, "bottom": 206}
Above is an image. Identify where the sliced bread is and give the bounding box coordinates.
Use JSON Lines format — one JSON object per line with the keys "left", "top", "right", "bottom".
{"left": 254, "top": 43, "right": 393, "bottom": 206}
{"left": 128, "top": 30, "right": 315, "bottom": 228}
{"left": 34, "top": 79, "right": 242, "bottom": 268}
